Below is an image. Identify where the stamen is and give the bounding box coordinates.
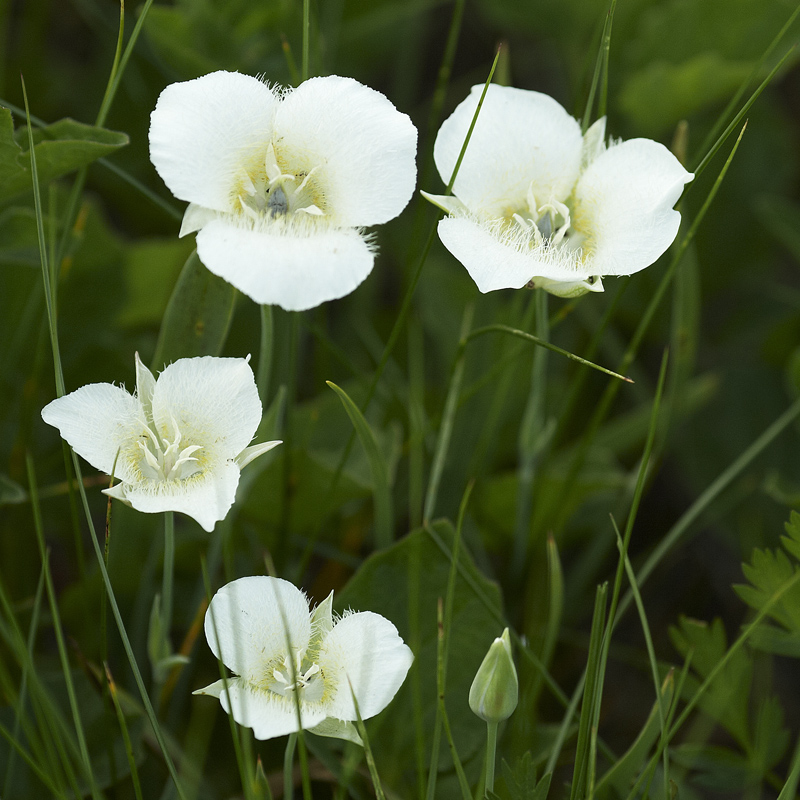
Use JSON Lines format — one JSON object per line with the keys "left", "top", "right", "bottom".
{"left": 267, "top": 186, "right": 289, "bottom": 217}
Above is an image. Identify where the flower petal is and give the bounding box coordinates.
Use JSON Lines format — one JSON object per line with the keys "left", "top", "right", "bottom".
{"left": 273, "top": 75, "right": 417, "bottom": 227}
{"left": 151, "top": 356, "right": 262, "bottom": 461}
{"left": 112, "top": 460, "right": 241, "bottom": 532}
{"left": 433, "top": 84, "right": 583, "bottom": 217}
{"left": 437, "top": 216, "right": 586, "bottom": 292}
{"left": 574, "top": 138, "right": 693, "bottom": 276}
{"left": 195, "top": 676, "right": 326, "bottom": 740}
{"left": 150, "top": 71, "right": 279, "bottom": 213}
{"left": 179, "top": 203, "right": 219, "bottom": 237}
{"left": 41, "top": 384, "right": 141, "bottom": 482}
{"left": 135, "top": 353, "right": 156, "bottom": 422}
{"left": 317, "top": 611, "right": 413, "bottom": 722}
{"left": 204, "top": 577, "right": 311, "bottom": 681}
{"left": 236, "top": 440, "right": 282, "bottom": 469}
{"left": 196, "top": 218, "right": 375, "bottom": 311}
{"left": 308, "top": 717, "right": 363, "bottom": 746}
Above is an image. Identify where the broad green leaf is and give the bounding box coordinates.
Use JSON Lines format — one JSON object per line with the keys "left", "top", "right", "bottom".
{"left": 0, "top": 207, "right": 48, "bottom": 267}
{"left": 754, "top": 195, "right": 800, "bottom": 264}
{"left": 619, "top": 53, "right": 751, "bottom": 136}
{"left": 0, "top": 108, "right": 128, "bottom": 200}
{"left": 117, "top": 237, "right": 195, "bottom": 327}
{"left": 669, "top": 617, "right": 752, "bottom": 747}
{"left": 336, "top": 520, "right": 503, "bottom": 790}
{"left": 152, "top": 251, "right": 237, "bottom": 368}
{"left": 327, "top": 381, "right": 393, "bottom": 548}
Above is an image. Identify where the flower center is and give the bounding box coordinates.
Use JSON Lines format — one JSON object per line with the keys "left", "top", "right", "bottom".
{"left": 269, "top": 650, "right": 324, "bottom": 703}
{"left": 510, "top": 185, "right": 572, "bottom": 247}
{"left": 137, "top": 417, "right": 203, "bottom": 482}
{"left": 236, "top": 143, "right": 325, "bottom": 223}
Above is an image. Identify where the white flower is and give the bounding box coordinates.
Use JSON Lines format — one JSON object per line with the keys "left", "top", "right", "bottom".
{"left": 195, "top": 576, "right": 413, "bottom": 743}
{"left": 41, "top": 354, "right": 280, "bottom": 532}
{"left": 149, "top": 71, "right": 418, "bottom": 311}
{"left": 423, "top": 84, "right": 693, "bottom": 298}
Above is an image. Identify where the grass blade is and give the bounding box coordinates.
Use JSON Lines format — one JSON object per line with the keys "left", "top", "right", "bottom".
{"left": 327, "top": 381, "right": 393, "bottom": 549}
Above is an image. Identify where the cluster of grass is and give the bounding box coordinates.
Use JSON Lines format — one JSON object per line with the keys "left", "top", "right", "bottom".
{"left": 2, "top": 0, "right": 800, "bottom": 797}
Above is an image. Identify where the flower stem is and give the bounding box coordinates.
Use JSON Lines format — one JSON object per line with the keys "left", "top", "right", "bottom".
{"left": 301, "top": 0, "right": 310, "bottom": 82}
{"left": 484, "top": 721, "right": 498, "bottom": 797}
{"left": 283, "top": 733, "right": 297, "bottom": 800}
{"left": 161, "top": 511, "right": 175, "bottom": 640}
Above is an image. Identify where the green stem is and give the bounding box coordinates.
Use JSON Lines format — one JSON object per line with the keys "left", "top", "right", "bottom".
{"left": 162, "top": 511, "right": 175, "bottom": 639}
{"left": 485, "top": 721, "right": 498, "bottom": 797}
{"left": 301, "top": 0, "right": 310, "bottom": 82}
{"left": 284, "top": 733, "right": 297, "bottom": 800}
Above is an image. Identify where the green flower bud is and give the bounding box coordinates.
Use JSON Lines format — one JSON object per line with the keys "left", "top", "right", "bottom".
{"left": 469, "top": 628, "right": 518, "bottom": 723}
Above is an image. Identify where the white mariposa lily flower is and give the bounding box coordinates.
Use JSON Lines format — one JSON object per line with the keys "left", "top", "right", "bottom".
{"left": 41, "top": 354, "right": 280, "bottom": 532}
{"left": 149, "top": 71, "right": 418, "bottom": 311}
{"left": 423, "top": 84, "right": 694, "bottom": 298}
{"left": 195, "top": 576, "right": 413, "bottom": 743}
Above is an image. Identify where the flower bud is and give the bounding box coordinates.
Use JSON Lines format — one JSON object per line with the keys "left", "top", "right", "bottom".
{"left": 469, "top": 628, "right": 518, "bottom": 723}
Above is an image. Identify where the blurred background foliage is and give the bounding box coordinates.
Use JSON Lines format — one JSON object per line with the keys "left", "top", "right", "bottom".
{"left": 2, "top": 0, "right": 800, "bottom": 797}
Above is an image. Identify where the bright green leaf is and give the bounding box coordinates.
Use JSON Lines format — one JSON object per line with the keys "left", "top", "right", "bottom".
{"left": 0, "top": 108, "right": 128, "bottom": 200}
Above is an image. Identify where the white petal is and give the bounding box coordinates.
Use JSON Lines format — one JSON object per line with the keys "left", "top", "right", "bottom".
{"left": 317, "top": 611, "right": 413, "bottom": 722}
{"left": 118, "top": 459, "right": 241, "bottom": 532}
{"left": 196, "top": 218, "right": 375, "bottom": 311}
{"left": 534, "top": 275, "right": 604, "bottom": 298}
{"left": 437, "top": 216, "right": 587, "bottom": 292}
{"left": 204, "top": 576, "right": 311, "bottom": 681}
{"left": 41, "top": 384, "right": 141, "bottom": 482}
{"left": 150, "top": 71, "right": 279, "bottom": 213}
{"left": 420, "top": 191, "right": 470, "bottom": 216}
{"left": 273, "top": 76, "right": 417, "bottom": 227}
{"left": 308, "top": 717, "right": 363, "bottom": 746}
{"left": 310, "top": 591, "right": 335, "bottom": 641}
{"left": 180, "top": 203, "right": 219, "bottom": 237}
{"left": 151, "top": 356, "right": 262, "bottom": 461}
{"left": 581, "top": 117, "right": 607, "bottom": 170}
{"left": 433, "top": 84, "right": 583, "bottom": 217}
{"left": 236, "top": 440, "right": 282, "bottom": 469}
{"left": 196, "top": 676, "right": 326, "bottom": 740}
{"left": 574, "top": 138, "right": 693, "bottom": 276}
{"left": 135, "top": 353, "right": 156, "bottom": 421}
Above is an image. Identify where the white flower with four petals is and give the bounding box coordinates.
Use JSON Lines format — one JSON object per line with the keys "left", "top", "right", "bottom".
{"left": 41, "top": 354, "right": 279, "bottom": 532}
{"left": 424, "top": 84, "right": 694, "bottom": 298}
{"left": 195, "top": 576, "right": 413, "bottom": 743}
{"left": 149, "top": 71, "right": 418, "bottom": 311}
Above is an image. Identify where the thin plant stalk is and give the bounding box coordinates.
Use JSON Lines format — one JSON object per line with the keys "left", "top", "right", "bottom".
{"left": 484, "top": 721, "right": 499, "bottom": 797}
{"left": 296, "top": 50, "right": 500, "bottom": 579}
{"left": 162, "top": 511, "right": 175, "bottom": 643}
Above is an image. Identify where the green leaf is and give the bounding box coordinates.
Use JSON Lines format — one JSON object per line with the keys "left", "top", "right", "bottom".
{"left": 0, "top": 108, "right": 128, "bottom": 200}
{"left": 492, "top": 752, "right": 552, "bottom": 800}
{"left": 0, "top": 474, "right": 27, "bottom": 506}
{"left": 754, "top": 195, "right": 800, "bottom": 264}
{"left": 336, "top": 520, "right": 503, "bottom": 791}
{"left": 619, "top": 53, "right": 751, "bottom": 136}
{"left": 152, "top": 250, "right": 237, "bottom": 368}
{"left": 752, "top": 695, "right": 789, "bottom": 774}
{"left": 669, "top": 617, "right": 752, "bottom": 747}
{"left": 0, "top": 207, "right": 50, "bottom": 267}
{"left": 327, "top": 381, "right": 393, "bottom": 548}
{"left": 117, "top": 237, "right": 195, "bottom": 327}
{"left": 671, "top": 743, "right": 760, "bottom": 791}
{"left": 733, "top": 510, "right": 800, "bottom": 636}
